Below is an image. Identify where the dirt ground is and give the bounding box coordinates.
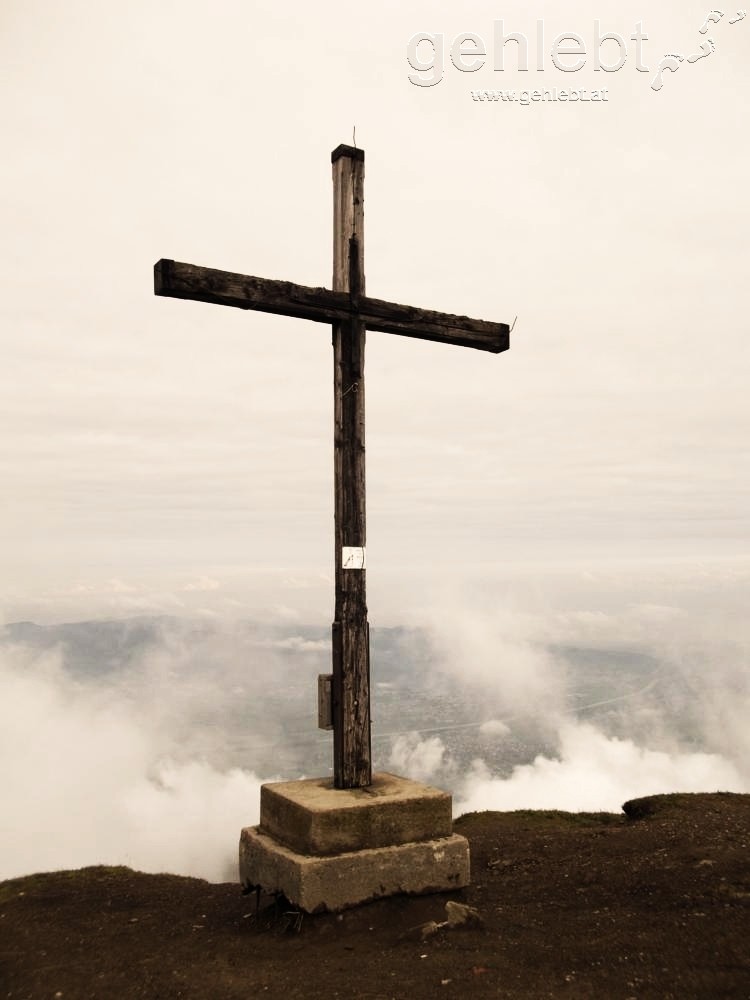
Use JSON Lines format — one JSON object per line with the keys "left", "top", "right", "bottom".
{"left": 2, "top": 793, "right": 749, "bottom": 1000}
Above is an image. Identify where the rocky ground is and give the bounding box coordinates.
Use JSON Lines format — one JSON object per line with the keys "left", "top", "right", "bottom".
{"left": 2, "top": 793, "right": 749, "bottom": 999}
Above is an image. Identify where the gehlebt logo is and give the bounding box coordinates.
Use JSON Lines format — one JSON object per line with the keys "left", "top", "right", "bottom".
{"left": 406, "top": 10, "right": 746, "bottom": 95}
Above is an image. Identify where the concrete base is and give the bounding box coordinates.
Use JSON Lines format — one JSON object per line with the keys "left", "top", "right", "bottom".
{"left": 239, "top": 771, "right": 470, "bottom": 913}
{"left": 259, "top": 772, "right": 453, "bottom": 855}
{"left": 239, "top": 825, "right": 470, "bottom": 914}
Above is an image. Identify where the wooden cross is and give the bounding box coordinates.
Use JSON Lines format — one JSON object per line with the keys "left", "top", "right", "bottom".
{"left": 154, "top": 144, "right": 510, "bottom": 790}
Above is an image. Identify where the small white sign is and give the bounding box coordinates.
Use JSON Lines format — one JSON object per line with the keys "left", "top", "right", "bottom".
{"left": 342, "top": 546, "right": 366, "bottom": 570}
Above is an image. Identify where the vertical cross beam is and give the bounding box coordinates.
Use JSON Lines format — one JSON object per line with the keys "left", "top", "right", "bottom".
{"left": 154, "top": 146, "right": 510, "bottom": 790}
{"left": 331, "top": 144, "right": 371, "bottom": 789}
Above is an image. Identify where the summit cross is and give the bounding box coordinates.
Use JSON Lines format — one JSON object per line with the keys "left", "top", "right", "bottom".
{"left": 154, "top": 144, "right": 511, "bottom": 790}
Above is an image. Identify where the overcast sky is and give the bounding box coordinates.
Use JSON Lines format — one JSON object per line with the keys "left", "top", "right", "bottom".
{"left": 2, "top": 0, "right": 748, "bottom": 625}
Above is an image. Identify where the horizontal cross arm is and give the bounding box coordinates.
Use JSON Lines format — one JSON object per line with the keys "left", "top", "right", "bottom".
{"left": 155, "top": 258, "right": 348, "bottom": 324}
{"left": 155, "top": 259, "right": 510, "bottom": 354}
{"left": 361, "top": 295, "right": 509, "bottom": 354}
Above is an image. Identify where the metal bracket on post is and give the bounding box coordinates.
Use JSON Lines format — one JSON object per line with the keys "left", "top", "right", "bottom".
{"left": 318, "top": 674, "right": 333, "bottom": 731}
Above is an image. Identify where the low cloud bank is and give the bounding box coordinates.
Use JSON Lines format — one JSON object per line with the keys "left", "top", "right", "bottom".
{"left": 0, "top": 641, "right": 265, "bottom": 882}
{"left": 390, "top": 590, "right": 750, "bottom": 813}
{"left": 388, "top": 721, "right": 748, "bottom": 815}
{"left": 3, "top": 574, "right": 749, "bottom": 881}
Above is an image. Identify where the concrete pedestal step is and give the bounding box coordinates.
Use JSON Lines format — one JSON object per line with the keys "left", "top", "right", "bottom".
{"left": 239, "top": 772, "right": 470, "bottom": 913}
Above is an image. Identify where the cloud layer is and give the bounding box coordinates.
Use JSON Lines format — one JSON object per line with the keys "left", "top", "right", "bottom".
{"left": 2, "top": 565, "right": 749, "bottom": 882}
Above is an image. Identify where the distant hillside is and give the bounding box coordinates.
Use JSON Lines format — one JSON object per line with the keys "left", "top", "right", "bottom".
{"left": 0, "top": 616, "right": 420, "bottom": 680}
{"left": 0, "top": 613, "right": 719, "bottom": 792}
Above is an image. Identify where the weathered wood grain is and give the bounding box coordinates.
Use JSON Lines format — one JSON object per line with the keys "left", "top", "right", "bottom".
{"left": 331, "top": 149, "right": 371, "bottom": 789}
{"left": 154, "top": 260, "right": 509, "bottom": 354}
